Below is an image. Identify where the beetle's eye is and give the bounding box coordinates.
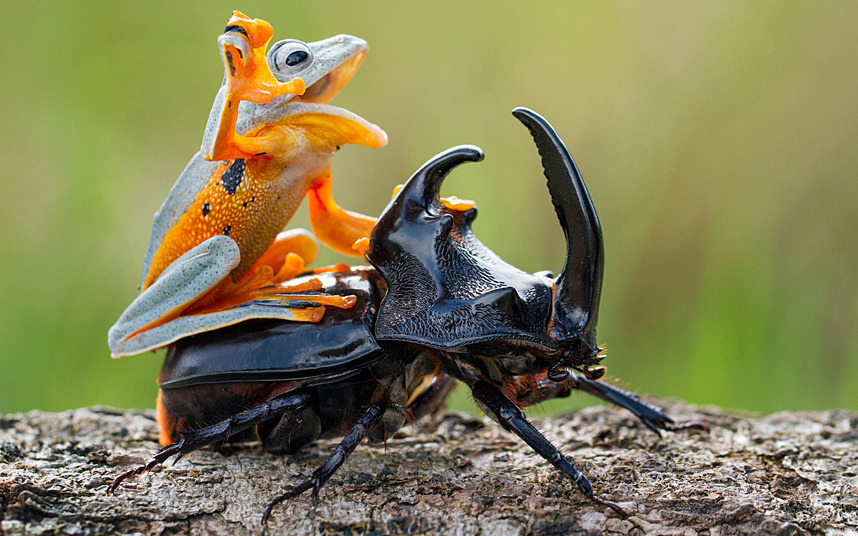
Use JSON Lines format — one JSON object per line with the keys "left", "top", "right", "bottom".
{"left": 268, "top": 40, "right": 313, "bottom": 75}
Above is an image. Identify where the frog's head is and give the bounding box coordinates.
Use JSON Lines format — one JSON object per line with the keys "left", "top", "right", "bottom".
{"left": 267, "top": 35, "right": 367, "bottom": 105}
{"left": 201, "top": 17, "right": 381, "bottom": 159}
{"left": 235, "top": 33, "right": 371, "bottom": 134}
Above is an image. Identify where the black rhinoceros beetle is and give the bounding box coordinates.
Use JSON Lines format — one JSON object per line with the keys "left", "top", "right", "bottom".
{"left": 108, "top": 108, "right": 705, "bottom": 521}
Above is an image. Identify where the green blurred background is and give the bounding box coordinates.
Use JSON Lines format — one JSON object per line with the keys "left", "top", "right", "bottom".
{"left": 1, "top": 2, "right": 856, "bottom": 415}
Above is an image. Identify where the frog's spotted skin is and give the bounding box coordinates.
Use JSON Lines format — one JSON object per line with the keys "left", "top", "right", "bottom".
{"left": 144, "top": 157, "right": 290, "bottom": 288}
{"left": 144, "top": 159, "right": 257, "bottom": 287}
{"left": 109, "top": 13, "right": 386, "bottom": 358}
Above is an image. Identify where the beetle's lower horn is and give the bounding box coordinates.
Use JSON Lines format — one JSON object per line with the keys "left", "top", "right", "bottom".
{"left": 512, "top": 107, "right": 604, "bottom": 354}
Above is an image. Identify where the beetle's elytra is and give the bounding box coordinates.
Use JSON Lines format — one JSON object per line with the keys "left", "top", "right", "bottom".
{"left": 107, "top": 108, "right": 706, "bottom": 521}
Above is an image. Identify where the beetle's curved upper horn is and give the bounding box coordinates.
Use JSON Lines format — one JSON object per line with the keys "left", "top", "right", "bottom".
{"left": 368, "top": 145, "right": 484, "bottom": 258}
{"left": 407, "top": 145, "right": 484, "bottom": 209}
{"left": 512, "top": 107, "right": 603, "bottom": 354}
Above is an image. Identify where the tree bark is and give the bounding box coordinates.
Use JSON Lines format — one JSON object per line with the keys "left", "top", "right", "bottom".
{"left": 1, "top": 400, "right": 855, "bottom": 535}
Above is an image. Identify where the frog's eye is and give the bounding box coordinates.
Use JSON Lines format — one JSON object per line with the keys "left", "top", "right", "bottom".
{"left": 268, "top": 40, "right": 314, "bottom": 75}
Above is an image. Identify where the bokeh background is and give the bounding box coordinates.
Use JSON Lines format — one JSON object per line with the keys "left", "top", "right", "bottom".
{"left": 1, "top": 2, "right": 856, "bottom": 415}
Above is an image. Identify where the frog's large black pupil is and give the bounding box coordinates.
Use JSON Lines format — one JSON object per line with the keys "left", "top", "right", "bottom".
{"left": 285, "top": 50, "right": 309, "bottom": 66}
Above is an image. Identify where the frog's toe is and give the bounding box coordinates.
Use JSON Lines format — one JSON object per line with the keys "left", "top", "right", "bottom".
{"left": 224, "top": 11, "right": 274, "bottom": 49}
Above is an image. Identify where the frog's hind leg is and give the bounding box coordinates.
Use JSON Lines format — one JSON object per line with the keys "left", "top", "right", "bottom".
{"left": 245, "top": 229, "right": 319, "bottom": 283}
{"left": 109, "top": 235, "right": 241, "bottom": 357}
{"left": 108, "top": 234, "right": 347, "bottom": 358}
{"left": 186, "top": 228, "right": 357, "bottom": 315}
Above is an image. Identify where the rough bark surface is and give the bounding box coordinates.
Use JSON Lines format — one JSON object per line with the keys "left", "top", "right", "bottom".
{"left": 0, "top": 401, "right": 855, "bottom": 535}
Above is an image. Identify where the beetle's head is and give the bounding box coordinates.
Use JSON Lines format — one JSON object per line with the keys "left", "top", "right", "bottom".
{"left": 366, "top": 108, "right": 604, "bottom": 375}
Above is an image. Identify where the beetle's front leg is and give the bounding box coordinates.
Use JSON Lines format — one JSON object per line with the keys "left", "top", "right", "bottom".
{"left": 570, "top": 374, "right": 709, "bottom": 435}
{"left": 470, "top": 380, "right": 627, "bottom": 517}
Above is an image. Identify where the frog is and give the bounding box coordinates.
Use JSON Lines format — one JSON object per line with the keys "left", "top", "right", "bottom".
{"left": 108, "top": 11, "right": 387, "bottom": 358}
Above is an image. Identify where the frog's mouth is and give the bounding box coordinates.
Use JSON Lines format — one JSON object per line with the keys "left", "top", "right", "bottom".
{"left": 295, "top": 50, "right": 366, "bottom": 104}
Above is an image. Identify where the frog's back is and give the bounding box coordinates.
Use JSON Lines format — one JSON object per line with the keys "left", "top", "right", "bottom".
{"left": 142, "top": 145, "right": 317, "bottom": 287}
{"left": 141, "top": 152, "right": 220, "bottom": 288}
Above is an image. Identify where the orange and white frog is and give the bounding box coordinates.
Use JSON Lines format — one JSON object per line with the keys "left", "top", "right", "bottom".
{"left": 108, "top": 12, "right": 387, "bottom": 357}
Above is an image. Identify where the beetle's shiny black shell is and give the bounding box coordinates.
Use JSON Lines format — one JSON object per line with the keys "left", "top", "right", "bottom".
{"left": 159, "top": 268, "right": 385, "bottom": 390}
{"left": 366, "top": 147, "right": 557, "bottom": 353}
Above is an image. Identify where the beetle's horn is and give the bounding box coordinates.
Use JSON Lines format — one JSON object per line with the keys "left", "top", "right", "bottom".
{"left": 408, "top": 145, "right": 484, "bottom": 209}
{"left": 512, "top": 107, "right": 603, "bottom": 354}
{"left": 368, "top": 145, "right": 484, "bottom": 258}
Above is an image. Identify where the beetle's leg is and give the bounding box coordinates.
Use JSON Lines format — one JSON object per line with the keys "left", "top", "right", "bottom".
{"left": 107, "top": 392, "right": 308, "bottom": 495}
{"left": 404, "top": 374, "right": 455, "bottom": 423}
{"left": 570, "top": 375, "right": 709, "bottom": 435}
{"left": 261, "top": 400, "right": 387, "bottom": 523}
{"left": 503, "top": 371, "right": 709, "bottom": 436}
{"left": 470, "top": 380, "right": 626, "bottom": 517}
{"left": 307, "top": 167, "right": 378, "bottom": 257}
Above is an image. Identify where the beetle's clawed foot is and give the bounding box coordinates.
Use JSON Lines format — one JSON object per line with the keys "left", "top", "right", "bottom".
{"left": 633, "top": 410, "right": 710, "bottom": 436}
{"left": 592, "top": 496, "right": 628, "bottom": 518}
{"left": 106, "top": 440, "right": 185, "bottom": 495}
{"left": 657, "top": 419, "right": 710, "bottom": 434}
{"left": 571, "top": 466, "right": 628, "bottom": 517}
{"left": 261, "top": 477, "right": 323, "bottom": 524}
{"left": 636, "top": 415, "right": 710, "bottom": 436}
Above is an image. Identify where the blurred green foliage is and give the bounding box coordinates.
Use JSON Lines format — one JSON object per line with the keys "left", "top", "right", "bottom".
{"left": 1, "top": 1, "right": 856, "bottom": 415}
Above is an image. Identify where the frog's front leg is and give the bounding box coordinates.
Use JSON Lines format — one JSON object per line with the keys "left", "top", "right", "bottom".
{"left": 108, "top": 232, "right": 344, "bottom": 358}
{"left": 203, "top": 12, "right": 306, "bottom": 161}
{"left": 220, "top": 12, "right": 305, "bottom": 103}
{"left": 307, "top": 166, "right": 378, "bottom": 257}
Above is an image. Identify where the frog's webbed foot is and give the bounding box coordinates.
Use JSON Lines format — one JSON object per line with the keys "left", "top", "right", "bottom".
{"left": 108, "top": 234, "right": 354, "bottom": 358}
{"left": 202, "top": 229, "right": 356, "bottom": 312}
{"left": 245, "top": 229, "right": 319, "bottom": 283}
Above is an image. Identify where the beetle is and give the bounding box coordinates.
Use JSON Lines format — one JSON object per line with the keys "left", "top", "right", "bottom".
{"left": 107, "top": 108, "right": 706, "bottom": 522}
